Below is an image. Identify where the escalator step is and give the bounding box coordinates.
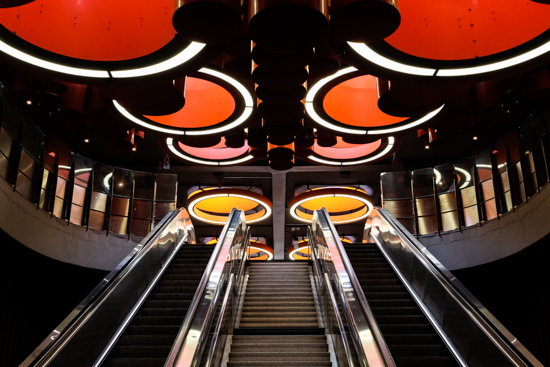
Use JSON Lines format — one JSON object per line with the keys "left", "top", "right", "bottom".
{"left": 393, "top": 356, "right": 458, "bottom": 367}
{"left": 108, "top": 345, "right": 171, "bottom": 358}
{"left": 383, "top": 333, "right": 443, "bottom": 345}
{"left": 117, "top": 334, "right": 177, "bottom": 346}
{"left": 102, "top": 357, "right": 166, "bottom": 367}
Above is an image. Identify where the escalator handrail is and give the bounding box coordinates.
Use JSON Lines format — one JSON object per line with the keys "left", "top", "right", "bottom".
{"left": 371, "top": 207, "right": 543, "bottom": 367}
{"left": 202, "top": 225, "right": 250, "bottom": 367}
{"left": 311, "top": 208, "right": 394, "bottom": 367}
{"left": 20, "top": 208, "right": 195, "bottom": 367}
{"left": 165, "top": 208, "right": 247, "bottom": 367}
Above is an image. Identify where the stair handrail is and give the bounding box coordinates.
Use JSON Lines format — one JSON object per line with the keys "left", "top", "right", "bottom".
{"left": 366, "top": 207, "right": 543, "bottom": 367}
{"left": 20, "top": 207, "right": 196, "bottom": 367}
{"left": 309, "top": 208, "right": 394, "bottom": 367}
{"left": 165, "top": 208, "right": 248, "bottom": 367}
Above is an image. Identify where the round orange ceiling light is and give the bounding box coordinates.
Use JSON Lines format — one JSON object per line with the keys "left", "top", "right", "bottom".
{"left": 289, "top": 187, "right": 374, "bottom": 224}
{"left": 187, "top": 188, "right": 272, "bottom": 225}
{"left": 288, "top": 238, "right": 352, "bottom": 260}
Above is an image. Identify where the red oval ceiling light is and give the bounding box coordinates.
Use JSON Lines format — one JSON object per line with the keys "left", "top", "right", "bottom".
{"left": 187, "top": 188, "right": 272, "bottom": 225}
{"left": 0, "top": 0, "right": 175, "bottom": 61}
{"left": 323, "top": 74, "right": 406, "bottom": 128}
{"left": 386, "top": 1, "right": 550, "bottom": 61}
{"left": 337, "top": 2, "right": 550, "bottom": 79}
{"left": 145, "top": 77, "right": 235, "bottom": 129}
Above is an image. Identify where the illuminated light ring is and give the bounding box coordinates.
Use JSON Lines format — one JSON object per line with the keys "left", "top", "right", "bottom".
{"left": 304, "top": 136, "right": 397, "bottom": 166}
{"left": 289, "top": 188, "right": 374, "bottom": 224}
{"left": 248, "top": 241, "right": 274, "bottom": 261}
{"left": 0, "top": 34, "right": 205, "bottom": 78}
{"left": 113, "top": 68, "right": 254, "bottom": 136}
{"left": 187, "top": 188, "right": 272, "bottom": 225}
{"left": 433, "top": 166, "right": 472, "bottom": 189}
{"left": 166, "top": 137, "right": 255, "bottom": 166}
{"left": 288, "top": 245, "right": 311, "bottom": 261}
{"left": 305, "top": 67, "right": 445, "bottom": 136}
{"left": 347, "top": 38, "right": 550, "bottom": 77}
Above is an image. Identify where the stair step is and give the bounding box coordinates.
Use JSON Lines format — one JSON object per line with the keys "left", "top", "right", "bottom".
{"left": 231, "top": 343, "right": 328, "bottom": 353}
{"left": 228, "top": 352, "right": 330, "bottom": 362}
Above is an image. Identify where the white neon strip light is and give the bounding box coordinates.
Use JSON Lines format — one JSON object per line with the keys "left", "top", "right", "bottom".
{"left": 348, "top": 42, "right": 436, "bottom": 76}
{"left": 103, "top": 172, "right": 113, "bottom": 189}
{"left": 166, "top": 137, "right": 253, "bottom": 166}
{"left": 0, "top": 39, "right": 109, "bottom": 78}
{"left": 305, "top": 67, "right": 367, "bottom": 135}
{"left": 308, "top": 136, "right": 395, "bottom": 166}
{"left": 187, "top": 193, "right": 272, "bottom": 224}
{"left": 110, "top": 42, "right": 206, "bottom": 78}
{"left": 289, "top": 193, "right": 373, "bottom": 224}
{"left": 437, "top": 39, "right": 550, "bottom": 76}
{"left": 114, "top": 68, "right": 254, "bottom": 136}
{"left": 349, "top": 39, "right": 550, "bottom": 77}
{"left": 249, "top": 246, "right": 274, "bottom": 260}
{"left": 114, "top": 101, "right": 186, "bottom": 135}
{"left": 366, "top": 106, "right": 444, "bottom": 135}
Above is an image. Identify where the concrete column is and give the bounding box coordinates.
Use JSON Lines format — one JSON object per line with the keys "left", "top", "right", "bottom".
{"left": 271, "top": 171, "right": 286, "bottom": 260}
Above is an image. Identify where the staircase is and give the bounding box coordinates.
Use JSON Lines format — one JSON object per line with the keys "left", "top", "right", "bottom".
{"left": 227, "top": 261, "right": 332, "bottom": 366}
{"left": 101, "top": 244, "right": 215, "bottom": 367}
{"left": 344, "top": 243, "right": 459, "bottom": 367}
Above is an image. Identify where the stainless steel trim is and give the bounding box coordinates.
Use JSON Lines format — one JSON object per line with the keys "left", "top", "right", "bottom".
{"left": 366, "top": 207, "right": 543, "bottom": 367}
{"left": 309, "top": 209, "right": 392, "bottom": 367}
{"left": 165, "top": 208, "right": 248, "bottom": 367}
{"left": 324, "top": 273, "right": 355, "bottom": 367}
{"left": 20, "top": 208, "right": 193, "bottom": 367}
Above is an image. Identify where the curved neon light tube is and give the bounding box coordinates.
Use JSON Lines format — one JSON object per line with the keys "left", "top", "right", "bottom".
{"left": 305, "top": 67, "right": 367, "bottom": 135}
{"left": 110, "top": 42, "right": 206, "bottom": 78}
{"left": 308, "top": 137, "right": 396, "bottom": 166}
{"left": 0, "top": 39, "right": 109, "bottom": 78}
{"left": 115, "top": 68, "right": 254, "bottom": 136}
{"left": 455, "top": 166, "right": 472, "bottom": 189}
{"left": 349, "top": 39, "right": 550, "bottom": 77}
{"left": 348, "top": 42, "right": 436, "bottom": 76}
{"left": 187, "top": 193, "right": 272, "bottom": 225}
{"left": 366, "top": 106, "right": 445, "bottom": 135}
{"left": 166, "top": 138, "right": 254, "bottom": 166}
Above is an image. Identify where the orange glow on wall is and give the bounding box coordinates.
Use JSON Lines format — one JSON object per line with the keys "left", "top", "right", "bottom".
{"left": 313, "top": 137, "right": 382, "bottom": 159}
{"left": 386, "top": 1, "right": 550, "bottom": 61}
{"left": 145, "top": 77, "right": 235, "bottom": 128}
{"left": 178, "top": 138, "right": 249, "bottom": 160}
{"left": 323, "top": 75, "right": 406, "bottom": 127}
{"left": 0, "top": 0, "right": 176, "bottom": 61}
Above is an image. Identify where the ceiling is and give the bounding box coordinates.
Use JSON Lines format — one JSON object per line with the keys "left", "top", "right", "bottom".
{"left": 1, "top": 0, "right": 550, "bottom": 244}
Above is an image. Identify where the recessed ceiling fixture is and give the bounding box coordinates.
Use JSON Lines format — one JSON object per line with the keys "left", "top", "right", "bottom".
{"left": 288, "top": 238, "right": 351, "bottom": 260}
{"left": 289, "top": 187, "right": 374, "bottom": 224}
{"left": 187, "top": 188, "right": 272, "bottom": 225}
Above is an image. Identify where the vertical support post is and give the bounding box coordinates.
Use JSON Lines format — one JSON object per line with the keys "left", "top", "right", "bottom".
{"left": 271, "top": 171, "right": 286, "bottom": 260}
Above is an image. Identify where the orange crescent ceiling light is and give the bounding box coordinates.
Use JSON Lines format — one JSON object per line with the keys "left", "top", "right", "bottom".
{"left": 338, "top": 1, "right": 550, "bottom": 78}
{"left": 289, "top": 187, "right": 374, "bottom": 224}
{"left": 305, "top": 67, "right": 444, "bottom": 136}
{"left": 187, "top": 188, "right": 272, "bottom": 225}
{"left": 115, "top": 68, "right": 254, "bottom": 136}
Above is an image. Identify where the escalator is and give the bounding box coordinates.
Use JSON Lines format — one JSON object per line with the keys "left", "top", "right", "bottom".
{"left": 102, "top": 245, "right": 214, "bottom": 367}
{"left": 344, "top": 243, "right": 458, "bottom": 367}
{"left": 307, "top": 207, "right": 544, "bottom": 367}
